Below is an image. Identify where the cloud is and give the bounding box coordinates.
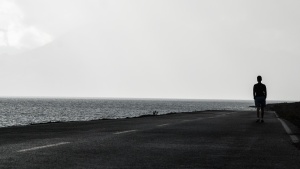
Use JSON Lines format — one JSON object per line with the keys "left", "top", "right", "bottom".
{"left": 0, "top": 0, "right": 52, "bottom": 50}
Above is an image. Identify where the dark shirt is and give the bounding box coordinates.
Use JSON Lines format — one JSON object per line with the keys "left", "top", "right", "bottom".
{"left": 253, "top": 83, "right": 267, "bottom": 98}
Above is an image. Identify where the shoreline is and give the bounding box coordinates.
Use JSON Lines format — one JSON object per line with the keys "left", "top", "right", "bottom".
{"left": 0, "top": 110, "right": 232, "bottom": 130}
{"left": 0, "top": 110, "right": 235, "bottom": 146}
{"left": 2, "top": 100, "right": 299, "bottom": 131}
{"left": 0, "top": 98, "right": 255, "bottom": 129}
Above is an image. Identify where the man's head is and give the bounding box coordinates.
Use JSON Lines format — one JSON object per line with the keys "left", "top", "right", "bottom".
{"left": 257, "top": 76, "right": 262, "bottom": 83}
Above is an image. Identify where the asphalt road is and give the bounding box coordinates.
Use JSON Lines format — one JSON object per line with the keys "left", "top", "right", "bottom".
{"left": 0, "top": 111, "right": 300, "bottom": 169}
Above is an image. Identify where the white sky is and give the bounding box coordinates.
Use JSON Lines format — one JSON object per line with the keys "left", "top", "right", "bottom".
{"left": 0, "top": 0, "right": 300, "bottom": 100}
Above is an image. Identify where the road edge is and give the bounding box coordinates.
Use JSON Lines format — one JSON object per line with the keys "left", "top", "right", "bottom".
{"left": 273, "top": 111, "right": 299, "bottom": 144}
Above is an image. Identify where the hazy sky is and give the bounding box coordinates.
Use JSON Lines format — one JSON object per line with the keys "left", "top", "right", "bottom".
{"left": 0, "top": 0, "right": 300, "bottom": 100}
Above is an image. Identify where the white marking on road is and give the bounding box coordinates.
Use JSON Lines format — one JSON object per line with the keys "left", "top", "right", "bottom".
{"left": 290, "top": 135, "right": 300, "bottom": 143}
{"left": 217, "top": 114, "right": 228, "bottom": 117}
{"left": 157, "top": 123, "right": 169, "bottom": 127}
{"left": 18, "top": 142, "right": 70, "bottom": 153}
{"left": 206, "top": 113, "right": 234, "bottom": 119}
{"left": 274, "top": 112, "right": 299, "bottom": 144}
{"left": 114, "top": 130, "right": 137, "bottom": 135}
{"left": 278, "top": 118, "right": 293, "bottom": 134}
{"left": 207, "top": 116, "right": 215, "bottom": 119}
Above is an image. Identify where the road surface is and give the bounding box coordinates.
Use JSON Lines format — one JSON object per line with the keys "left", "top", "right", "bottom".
{"left": 0, "top": 111, "right": 299, "bottom": 169}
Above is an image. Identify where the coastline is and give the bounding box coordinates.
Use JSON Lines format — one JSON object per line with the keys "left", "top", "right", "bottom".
{"left": 0, "top": 110, "right": 231, "bottom": 130}
{"left": 0, "top": 110, "right": 234, "bottom": 146}
{"left": 0, "top": 98, "right": 254, "bottom": 128}
{"left": 2, "top": 100, "right": 299, "bottom": 131}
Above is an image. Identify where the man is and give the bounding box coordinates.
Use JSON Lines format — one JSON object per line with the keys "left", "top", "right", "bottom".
{"left": 253, "top": 76, "right": 267, "bottom": 123}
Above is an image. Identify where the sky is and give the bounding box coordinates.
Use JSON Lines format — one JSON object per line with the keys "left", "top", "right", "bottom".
{"left": 0, "top": 0, "right": 300, "bottom": 100}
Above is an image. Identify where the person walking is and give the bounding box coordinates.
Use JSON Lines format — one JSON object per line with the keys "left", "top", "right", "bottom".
{"left": 253, "top": 75, "right": 267, "bottom": 123}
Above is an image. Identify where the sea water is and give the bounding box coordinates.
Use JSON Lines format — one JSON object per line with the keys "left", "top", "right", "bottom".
{"left": 0, "top": 98, "right": 280, "bottom": 128}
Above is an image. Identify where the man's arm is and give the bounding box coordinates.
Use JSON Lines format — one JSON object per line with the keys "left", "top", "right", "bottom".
{"left": 253, "top": 85, "right": 256, "bottom": 99}
{"left": 265, "top": 85, "right": 267, "bottom": 99}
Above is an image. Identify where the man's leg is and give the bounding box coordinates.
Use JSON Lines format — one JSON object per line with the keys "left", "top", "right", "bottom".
{"left": 256, "top": 107, "right": 260, "bottom": 122}
{"left": 260, "top": 99, "right": 266, "bottom": 123}
{"left": 261, "top": 107, "right": 264, "bottom": 122}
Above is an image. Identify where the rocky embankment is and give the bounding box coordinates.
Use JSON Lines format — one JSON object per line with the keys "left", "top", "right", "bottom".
{"left": 267, "top": 102, "right": 300, "bottom": 128}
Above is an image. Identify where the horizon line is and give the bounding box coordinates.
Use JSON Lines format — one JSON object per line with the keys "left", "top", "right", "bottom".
{"left": 0, "top": 96, "right": 296, "bottom": 102}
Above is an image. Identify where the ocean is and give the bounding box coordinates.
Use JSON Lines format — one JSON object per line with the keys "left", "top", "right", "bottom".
{"left": 0, "top": 98, "right": 280, "bottom": 128}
